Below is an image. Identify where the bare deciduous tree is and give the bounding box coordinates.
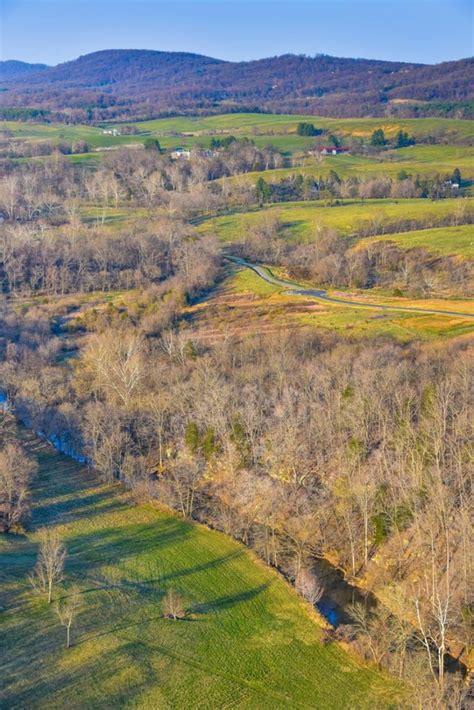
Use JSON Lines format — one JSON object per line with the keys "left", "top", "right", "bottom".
{"left": 31, "top": 528, "right": 66, "bottom": 603}
{"left": 295, "top": 568, "right": 324, "bottom": 606}
{"left": 55, "top": 586, "right": 82, "bottom": 648}
{"left": 0, "top": 442, "right": 38, "bottom": 532}
{"left": 163, "top": 588, "right": 186, "bottom": 620}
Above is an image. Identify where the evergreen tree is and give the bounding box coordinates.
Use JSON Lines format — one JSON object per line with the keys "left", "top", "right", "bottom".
{"left": 256, "top": 177, "right": 271, "bottom": 205}
{"left": 296, "top": 122, "right": 320, "bottom": 136}
{"left": 144, "top": 138, "right": 161, "bottom": 152}
{"left": 395, "top": 130, "right": 414, "bottom": 148}
{"left": 370, "top": 129, "right": 387, "bottom": 147}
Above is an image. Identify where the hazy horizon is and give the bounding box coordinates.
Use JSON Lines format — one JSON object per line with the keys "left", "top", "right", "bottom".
{"left": 1, "top": 0, "right": 472, "bottom": 66}
{"left": 3, "top": 46, "right": 473, "bottom": 69}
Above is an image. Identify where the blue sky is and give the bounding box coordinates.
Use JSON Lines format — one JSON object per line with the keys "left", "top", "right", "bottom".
{"left": 0, "top": 0, "right": 472, "bottom": 65}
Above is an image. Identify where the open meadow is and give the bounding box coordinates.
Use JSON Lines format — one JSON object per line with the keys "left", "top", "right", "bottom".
{"left": 108, "top": 113, "right": 474, "bottom": 144}
{"left": 354, "top": 224, "right": 474, "bottom": 258}
{"left": 183, "top": 263, "right": 474, "bottom": 342}
{"left": 0, "top": 432, "right": 398, "bottom": 709}
{"left": 198, "top": 198, "right": 473, "bottom": 247}
{"left": 2, "top": 113, "right": 473, "bottom": 157}
{"left": 217, "top": 145, "right": 474, "bottom": 186}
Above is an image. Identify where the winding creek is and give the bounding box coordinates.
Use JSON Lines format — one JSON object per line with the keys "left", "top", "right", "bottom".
{"left": 1, "top": 394, "right": 467, "bottom": 674}
{"left": 0, "top": 290, "right": 468, "bottom": 675}
{"left": 0, "top": 388, "right": 374, "bottom": 629}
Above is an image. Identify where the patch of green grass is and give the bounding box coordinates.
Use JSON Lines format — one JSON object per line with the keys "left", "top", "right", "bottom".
{"left": 201, "top": 198, "right": 472, "bottom": 242}
{"left": 0, "top": 121, "right": 123, "bottom": 148}
{"left": 298, "top": 306, "right": 474, "bottom": 339}
{"left": 3, "top": 114, "right": 473, "bottom": 158}
{"left": 355, "top": 224, "right": 474, "bottom": 258}
{"left": 219, "top": 145, "right": 474, "bottom": 185}
{"left": 107, "top": 113, "right": 474, "bottom": 143}
{"left": 0, "top": 432, "right": 397, "bottom": 709}
{"left": 229, "top": 267, "right": 281, "bottom": 297}
{"left": 66, "top": 152, "right": 101, "bottom": 165}
{"left": 78, "top": 205, "right": 149, "bottom": 227}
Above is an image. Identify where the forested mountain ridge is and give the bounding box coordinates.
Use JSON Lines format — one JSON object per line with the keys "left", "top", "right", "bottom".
{"left": 1, "top": 49, "right": 473, "bottom": 121}
{"left": 0, "top": 59, "right": 49, "bottom": 80}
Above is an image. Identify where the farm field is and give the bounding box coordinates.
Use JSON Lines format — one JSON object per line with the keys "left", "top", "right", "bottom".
{"left": 354, "top": 224, "right": 474, "bottom": 258}
{"left": 218, "top": 145, "right": 474, "bottom": 184}
{"left": 0, "top": 432, "right": 397, "bottom": 710}
{"left": 108, "top": 113, "right": 474, "bottom": 143}
{"left": 2, "top": 113, "right": 474, "bottom": 157}
{"left": 198, "top": 198, "right": 473, "bottom": 244}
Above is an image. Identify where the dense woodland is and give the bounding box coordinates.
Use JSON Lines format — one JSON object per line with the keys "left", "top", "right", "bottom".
{"left": 1, "top": 50, "right": 473, "bottom": 121}
{"left": 0, "top": 103, "right": 473, "bottom": 709}
{"left": 1, "top": 281, "right": 472, "bottom": 707}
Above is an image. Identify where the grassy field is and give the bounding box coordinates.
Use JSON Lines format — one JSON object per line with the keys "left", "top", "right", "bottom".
{"left": 2, "top": 113, "right": 473, "bottom": 156}
{"left": 0, "top": 119, "right": 338, "bottom": 154}
{"left": 78, "top": 204, "right": 149, "bottom": 226}
{"left": 218, "top": 145, "right": 474, "bottom": 185}
{"left": 184, "top": 266, "right": 474, "bottom": 342}
{"left": 0, "top": 432, "right": 397, "bottom": 709}
{"left": 108, "top": 113, "right": 474, "bottom": 143}
{"left": 198, "top": 198, "right": 473, "bottom": 243}
{"left": 355, "top": 224, "right": 474, "bottom": 258}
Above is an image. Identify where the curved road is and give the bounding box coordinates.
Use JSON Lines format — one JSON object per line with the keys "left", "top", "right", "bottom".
{"left": 226, "top": 256, "right": 474, "bottom": 319}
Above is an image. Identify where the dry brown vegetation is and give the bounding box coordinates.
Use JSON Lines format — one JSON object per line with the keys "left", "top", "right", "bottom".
{"left": 0, "top": 120, "right": 473, "bottom": 708}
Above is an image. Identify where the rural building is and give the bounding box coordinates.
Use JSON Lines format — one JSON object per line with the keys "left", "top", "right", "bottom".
{"left": 318, "top": 146, "right": 351, "bottom": 155}
{"left": 171, "top": 148, "right": 192, "bottom": 160}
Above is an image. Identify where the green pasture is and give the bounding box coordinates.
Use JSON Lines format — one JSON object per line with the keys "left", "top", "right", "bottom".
{"left": 108, "top": 113, "right": 474, "bottom": 143}
{"left": 2, "top": 113, "right": 473, "bottom": 158}
{"left": 355, "top": 224, "right": 474, "bottom": 258}
{"left": 0, "top": 433, "right": 397, "bottom": 709}
{"left": 198, "top": 198, "right": 473, "bottom": 242}
{"left": 218, "top": 145, "right": 474, "bottom": 186}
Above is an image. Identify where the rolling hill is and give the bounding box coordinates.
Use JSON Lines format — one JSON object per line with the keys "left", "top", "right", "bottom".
{"left": 0, "top": 60, "right": 49, "bottom": 81}
{"left": 1, "top": 49, "right": 473, "bottom": 121}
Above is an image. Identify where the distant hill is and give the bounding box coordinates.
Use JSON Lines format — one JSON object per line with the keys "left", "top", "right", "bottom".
{"left": 0, "top": 60, "right": 49, "bottom": 81}
{"left": 1, "top": 49, "right": 472, "bottom": 121}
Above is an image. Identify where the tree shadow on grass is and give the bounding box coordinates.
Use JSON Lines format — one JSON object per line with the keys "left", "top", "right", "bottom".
{"left": 159, "top": 549, "right": 245, "bottom": 584}
{"left": 281, "top": 219, "right": 304, "bottom": 231}
{"left": 2, "top": 640, "right": 161, "bottom": 710}
{"left": 64, "top": 517, "right": 192, "bottom": 575}
{"left": 31, "top": 489, "right": 128, "bottom": 529}
{"left": 189, "top": 582, "right": 270, "bottom": 616}
{"left": 73, "top": 551, "right": 250, "bottom": 621}
{"left": 78, "top": 612, "right": 168, "bottom": 645}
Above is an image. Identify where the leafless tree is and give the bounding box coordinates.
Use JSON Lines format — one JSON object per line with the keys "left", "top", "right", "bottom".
{"left": 163, "top": 589, "right": 186, "bottom": 620}
{"left": 295, "top": 568, "right": 324, "bottom": 606}
{"left": 31, "top": 528, "right": 66, "bottom": 603}
{"left": 55, "top": 586, "right": 82, "bottom": 648}
{"left": 0, "top": 442, "right": 38, "bottom": 532}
